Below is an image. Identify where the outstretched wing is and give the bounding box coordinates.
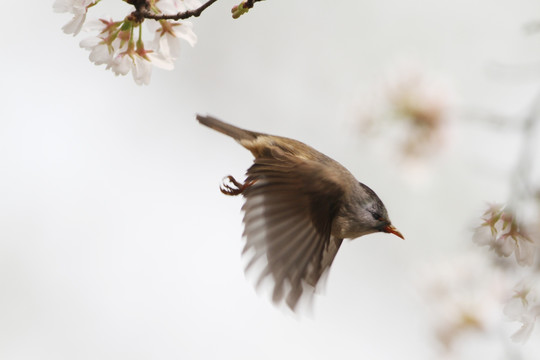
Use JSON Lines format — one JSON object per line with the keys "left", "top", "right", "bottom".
{"left": 241, "top": 150, "right": 345, "bottom": 310}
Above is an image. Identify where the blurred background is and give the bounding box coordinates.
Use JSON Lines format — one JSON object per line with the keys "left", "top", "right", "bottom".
{"left": 1, "top": 0, "right": 540, "bottom": 359}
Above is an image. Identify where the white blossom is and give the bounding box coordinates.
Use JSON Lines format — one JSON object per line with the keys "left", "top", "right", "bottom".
{"left": 147, "top": 51, "right": 175, "bottom": 70}
{"left": 156, "top": 0, "right": 203, "bottom": 13}
{"left": 53, "top": 0, "right": 95, "bottom": 36}
{"left": 131, "top": 55, "right": 153, "bottom": 85}
{"left": 56, "top": 1, "right": 198, "bottom": 85}
{"left": 80, "top": 37, "right": 112, "bottom": 66}
{"left": 419, "top": 253, "right": 509, "bottom": 350}
{"left": 108, "top": 54, "right": 132, "bottom": 76}
{"left": 504, "top": 280, "right": 540, "bottom": 343}
{"left": 147, "top": 20, "right": 197, "bottom": 61}
{"left": 473, "top": 204, "right": 537, "bottom": 266}
{"left": 355, "top": 63, "right": 453, "bottom": 163}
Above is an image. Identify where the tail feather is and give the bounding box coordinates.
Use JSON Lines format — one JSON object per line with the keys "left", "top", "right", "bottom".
{"left": 196, "top": 114, "right": 261, "bottom": 141}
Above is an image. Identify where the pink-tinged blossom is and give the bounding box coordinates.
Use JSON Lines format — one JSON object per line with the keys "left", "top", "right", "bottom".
{"left": 79, "top": 19, "right": 124, "bottom": 67}
{"left": 151, "top": 20, "right": 197, "bottom": 60}
{"left": 132, "top": 55, "right": 153, "bottom": 85}
{"left": 53, "top": 0, "right": 96, "bottom": 36}
{"left": 80, "top": 36, "right": 112, "bottom": 65}
{"left": 108, "top": 54, "right": 132, "bottom": 76}
{"left": 355, "top": 64, "right": 453, "bottom": 164}
{"left": 106, "top": 51, "right": 170, "bottom": 84}
{"left": 473, "top": 204, "right": 537, "bottom": 266}
{"left": 504, "top": 280, "right": 540, "bottom": 343}
{"left": 386, "top": 66, "right": 451, "bottom": 158}
{"left": 78, "top": 19, "right": 169, "bottom": 85}
{"left": 107, "top": 40, "right": 173, "bottom": 85}
{"left": 58, "top": 2, "right": 198, "bottom": 85}
{"left": 130, "top": 41, "right": 174, "bottom": 84}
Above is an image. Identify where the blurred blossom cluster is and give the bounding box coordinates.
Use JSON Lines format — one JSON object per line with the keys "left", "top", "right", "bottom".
{"left": 504, "top": 280, "right": 540, "bottom": 343}
{"left": 420, "top": 254, "right": 508, "bottom": 352}
{"left": 387, "top": 69, "right": 451, "bottom": 157}
{"left": 422, "top": 254, "right": 505, "bottom": 352}
{"left": 421, "top": 254, "right": 540, "bottom": 358}
{"left": 54, "top": 0, "right": 199, "bottom": 85}
{"left": 473, "top": 203, "right": 540, "bottom": 343}
{"left": 473, "top": 204, "right": 537, "bottom": 266}
{"left": 422, "top": 201, "right": 539, "bottom": 356}
{"left": 357, "top": 65, "right": 452, "bottom": 160}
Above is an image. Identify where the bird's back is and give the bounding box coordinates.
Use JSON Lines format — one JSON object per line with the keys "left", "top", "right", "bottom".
{"left": 197, "top": 114, "right": 332, "bottom": 162}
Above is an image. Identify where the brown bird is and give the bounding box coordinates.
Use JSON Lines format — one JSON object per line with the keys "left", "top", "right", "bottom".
{"left": 197, "top": 114, "right": 403, "bottom": 310}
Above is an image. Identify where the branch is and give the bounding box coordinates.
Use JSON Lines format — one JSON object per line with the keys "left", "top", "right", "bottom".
{"left": 131, "top": 0, "right": 220, "bottom": 22}
{"left": 130, "top": 0, "right": 265, "bottom": 22}
{"left": 244, "top": 0, "right": 264, "bottom": 8}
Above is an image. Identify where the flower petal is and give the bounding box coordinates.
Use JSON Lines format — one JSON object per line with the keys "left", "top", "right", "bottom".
{"left": 109, "top": 54, "right": 132, "bottom": 76}
{"left": 510, "top": 317, "right": 535, "bottom": 343}
{"left": 173, "top": 21, "right": 197, "bottom": 47}
{"left": 515, "top": 240, "right": 535, "bottom": 266}
{"left": 89, "top": 44, "right": 112, "bottom": 65}
{"left": 494, "top": 236, "right": 514, "bottom": 257}
{"left": 148, "top": 51, "right": 175, "bottom": 71}
{"left": 504, "top": 297, "right": 526, "bottom": 320}
{"left": 132, "top": 56, "right": 153, "bottom": 85}
{"left": 472, "top": 225, "right": 493, "bottom": 246}
{"left": 62, "top": 13, "right": 87, "bottom": 36}
{"left": 79, "top": 36, "right": 102, "bottom": 49}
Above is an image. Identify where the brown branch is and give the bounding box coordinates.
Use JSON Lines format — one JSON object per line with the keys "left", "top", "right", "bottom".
{"left": 130, "top": 0, "right": 265, "bottom": 22}
{"left": 131, "top": 0, "right": 220, "bottom": 22}
{"left": 244, "top": 0, "right": 264, "bottom": 9}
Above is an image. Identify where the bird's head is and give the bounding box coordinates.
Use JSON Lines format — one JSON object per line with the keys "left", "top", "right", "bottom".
{"left": 339, "top": 182, "right": 404, "bottom": 240}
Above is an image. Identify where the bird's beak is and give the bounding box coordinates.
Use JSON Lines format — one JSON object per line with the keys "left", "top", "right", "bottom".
{"left": 383, "top": 224, "right": 404, "bottom": 240}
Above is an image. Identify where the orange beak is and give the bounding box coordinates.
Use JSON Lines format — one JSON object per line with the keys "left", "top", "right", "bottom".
{"left": 383, "top": 224, "right": 404, "bottom": 240}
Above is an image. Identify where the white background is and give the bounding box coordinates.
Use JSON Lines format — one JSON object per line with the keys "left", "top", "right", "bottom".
{"left": 2, "top": 0, "right": 540, "bottom": 359}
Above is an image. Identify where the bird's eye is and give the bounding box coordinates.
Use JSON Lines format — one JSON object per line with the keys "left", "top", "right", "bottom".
{"left": 371, "top": 212, "right": 382, "bottom": 221}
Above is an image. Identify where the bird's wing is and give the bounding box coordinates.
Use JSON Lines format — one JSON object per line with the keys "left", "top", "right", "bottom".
{"left": 241, "top": 151, "right": 345, "bottom": 310}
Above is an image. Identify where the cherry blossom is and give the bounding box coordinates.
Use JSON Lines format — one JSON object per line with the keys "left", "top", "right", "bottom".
{"left": 53, "top": 0, "right": 96, "bottom": 36}
{"left": 79, "top": 19, "right": 123, "bottom": 67}
{"left": 504, "top": 281, "right": 540, "bottom": 343}
{"left": 473, "top": 204, "right": 537, "bottom": 266}
{"left": 385, "top": 66, "right": 451, "bottom": 158}
{"left": 355, "top": 64, "right": 453, "bottom": 163}
{"left": 419, "top": 253, "right": 509, "bottom": 351}
{"left": 55, "top": 0, "right": 199, "bottom": 85}
{"left": 78, "top": 17, "right": 180, "bottom": 85}
{"left": 80, "top": 36, "right": 112, "bottom": 65}
{"left": 150, "top": 20, "right": 197, "bottom": 60}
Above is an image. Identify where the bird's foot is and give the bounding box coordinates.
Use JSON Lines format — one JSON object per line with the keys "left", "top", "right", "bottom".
{"left": 220, "top": 175, "right": 255, "bottom": 196}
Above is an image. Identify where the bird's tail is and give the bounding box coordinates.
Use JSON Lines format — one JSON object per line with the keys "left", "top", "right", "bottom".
{"left": 196, "top": 114, "right": 261, "bottom": 142}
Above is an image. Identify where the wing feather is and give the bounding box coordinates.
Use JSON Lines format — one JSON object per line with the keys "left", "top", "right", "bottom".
{"left": 240, "top": 152, "right": 345, "bottom": 310}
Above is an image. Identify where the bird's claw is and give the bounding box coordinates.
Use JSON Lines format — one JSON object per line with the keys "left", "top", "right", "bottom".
{"left": 220, "top": 175, "right": 255, "bottom": 196}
